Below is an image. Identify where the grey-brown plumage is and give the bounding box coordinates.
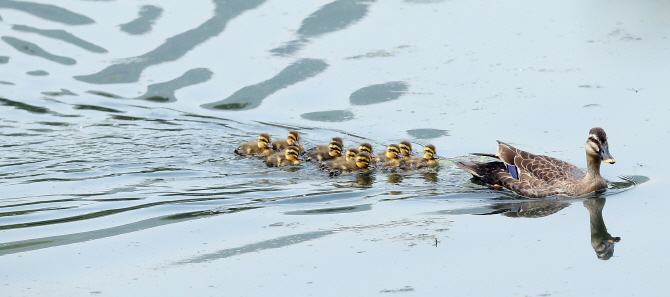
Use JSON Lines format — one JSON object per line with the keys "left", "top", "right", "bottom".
{"left": 265, "top": 146, "right": 301, "bottom": 167}
{"left": 305, "top": 140, "right": 342, "bottom": 162}
{"left": 456, "top": 127, "right": 616, "bottom": 198}
{"left": 402, "top": 144, "right": 439, "bottom": 169}
{"left": 234, "top": 133, "right": 274, "bottom": 156}
{"left": 272, "top": 131, "right": 303, "bottom": 153}
{"left": 375, "top": 144, "right": 402, "bottom": 167}
{"left": 328, "top": 152, "right": 371, "bottom": 176}
{"left": 305, "top": 137, "right": 343, "bottom": 156}
{"left": 321, "top": 148, "right": 358, "bottom": 169}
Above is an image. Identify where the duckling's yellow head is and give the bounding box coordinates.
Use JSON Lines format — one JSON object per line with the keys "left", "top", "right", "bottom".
{"left": 258, "top": 133, "right": 272, "bottom": 149}
{"left": 399, "top": 141, "right": 412, "bottom": 157}
{"left": 385, "top": 144, "right": 401, "bottom": 159}
{"left": 423, "top": 144, "right": 436, "bottom": 159}
{"left": 358, "top": 143, "right": 373, "bottom": 155}
{"left": 345, "top": 148, "right": 359, "bottom": 162}
{"left": 355, "top": 152, "right": 371, "bottom": 169}
{"left": 586, "top": 127, "right": 615, "bottom": 164}
{"left": 285, "top": 146, "right": 300, "bottom": 161}
{"left": 328, "top": 141, "right": 343, "bottom": 157}
{"left": 288, "top": 131, "right": 300, "bottom": 147}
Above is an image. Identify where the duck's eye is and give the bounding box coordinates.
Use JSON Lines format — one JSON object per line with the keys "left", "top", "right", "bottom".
{"left": 390, "top": 149, "right": 399, "bottom": 154}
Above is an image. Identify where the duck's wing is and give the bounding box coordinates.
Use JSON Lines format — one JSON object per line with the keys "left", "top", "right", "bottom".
{"left": 456, "top": 160, "right": 565, "bottom": 198}
{"left": 496, "top": 141, "right": 584, "bottom": 183}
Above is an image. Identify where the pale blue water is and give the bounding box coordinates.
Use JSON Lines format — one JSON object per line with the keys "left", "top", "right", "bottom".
{"left": 1, "top": 1, "right": 669, "bottom": 296}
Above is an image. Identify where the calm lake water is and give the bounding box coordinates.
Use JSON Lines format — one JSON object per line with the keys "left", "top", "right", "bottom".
{"left": 1, "top": 0, "right": 669, "bottom": 296}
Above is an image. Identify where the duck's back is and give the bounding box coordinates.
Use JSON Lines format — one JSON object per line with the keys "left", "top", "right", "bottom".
{"left": 497, "top": 141, "right": 584, "bottom": 184}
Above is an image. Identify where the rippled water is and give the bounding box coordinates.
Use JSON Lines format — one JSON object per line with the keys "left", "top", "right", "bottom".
{"left": 1, "top": 0, "right": 669, "bottom": 296}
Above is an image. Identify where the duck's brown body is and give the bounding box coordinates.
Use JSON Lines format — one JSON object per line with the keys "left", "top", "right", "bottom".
{"left": 235, "top": 133, "right": 274, "bottom": 156}
{"left": 456, "top": 127, "right": 616, "bottom": 198}
{"left": 375, "top": 144, "right": 402, "bottom": 167}
{"left": 306, "top": 140, "right": 342, "bottom": 162}
{"left": 327, "top": 152, "right": 371, "bottom": 176}
{"left": 402, "top": 144, "right": 439, "bottom": 169}
{"left": 265, "top": 146, "right": 301, "bottom": 167}
{"left": 273, "top": 131, "right": 303, "bottom": 153}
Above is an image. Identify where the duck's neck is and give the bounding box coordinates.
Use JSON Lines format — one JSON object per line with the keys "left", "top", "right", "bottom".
{"left": 584, "top": 153, "right": 602, "bottom": 179}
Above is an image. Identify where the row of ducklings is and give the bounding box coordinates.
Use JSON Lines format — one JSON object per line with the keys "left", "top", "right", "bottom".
{"left": 234, "top": 131, "right": 439, "bottom": 175}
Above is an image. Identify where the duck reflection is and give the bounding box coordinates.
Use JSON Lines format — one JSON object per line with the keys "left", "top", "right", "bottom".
{"left": 483, "top": 197, "right": 619, "bottom": 260}
{"left": 583, "top": 198, "right": 620, "bottom": 260}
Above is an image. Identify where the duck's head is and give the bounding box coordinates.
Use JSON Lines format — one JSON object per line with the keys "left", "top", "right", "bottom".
{"left": 331, "top": 137, "right": 344, "bottom": 147}
{"left": 358, "top": 143, "right": 373, "bottom": 155}
{"left": 423, "top": 144, "right": 436, "bottom": 159}
{"left": 328, "top": 141, "right": 343, "bottom": 157}
{"left": 385, "top": 144, "right": 401, "bottom": 159}
{"left": 285, "top": 146, "right": 300, "bottom": 161}
{"left": 355, "top": 152, "right": 371, "bottom": 169}
{"left": 399, "top": 141, "right": 413, "bottom": 158}
{"left": 258, "top": 133, "right": 273, "bottom": 149}
{"left": 345, "top": 148, "right": 359, "bottom": 162}
{"left": 586, "top": 127, "right": 615, "bottom": 164}
{"left": 287, "top": 131, "right": 300, "bottom": 147}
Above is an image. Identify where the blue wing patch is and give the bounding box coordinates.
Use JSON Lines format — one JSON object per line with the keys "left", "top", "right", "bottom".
{"left": 507, "top": 164, "right": 519, "bottom": 180}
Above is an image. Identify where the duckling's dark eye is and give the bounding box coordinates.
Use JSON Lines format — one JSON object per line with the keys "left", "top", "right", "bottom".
{"left": 289, "top": 151, "right": 299, "bottom": 157}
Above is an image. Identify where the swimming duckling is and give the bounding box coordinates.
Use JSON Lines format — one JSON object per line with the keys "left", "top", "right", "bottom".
{"left": 402, "top": 144, "right": 439, "bottom": 169}
{"left": 399, "top": 141, "right": 413, "bottom": 160}
{"left": 358, "top": 143, "right": 375, "bottom": 158}
{"left": 272, "top": 131, "right": 303, "bottom": 153}
{"left": 321, "top": 148, "right": 359, "bottom": 169}
{"left": 305, "top": 137, "right": 344, "bottom": 156}
{"left": 375, "top": 144, "right": 402, "bottom": 167}
{"left": 328, "top": 152, "right": 371, "bottom": 176}
{"left": 306, "top": 140, "right": 342, "bottom": 162}
{"left": 265, "top": 146, "right": 301, "bottom": 167}
{"left": 234, "top": 133, "right": 274, "bottom": 156}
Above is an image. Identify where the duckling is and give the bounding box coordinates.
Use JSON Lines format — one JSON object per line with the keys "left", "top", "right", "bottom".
{"left": 305, "top": 137, "right": 344, "bottom": 156}
{"left": 402, "top": 144, "right": 439, "bottom": 169}
{"left": 358, "top": 143, "right": 375, "bottom": 158}
{"left": 321, "top": 148, "right": 359, "bottom": 169}
{"left": 265, "top": 146, "right": 301, "bottom": 167}
{"left": 305, "top": 140, "right": 342, "bottom": 162}
{"left": 272, "top": 130, "right": 303, "bottom": 153}
{"left": 375, "top": 144, "right": 402, "bottom": 167}
{"left": 234, "top": 133, "right": 274, "bottom": 156}
{"left": 399, "top": 141, "right": 413, "bottom": 160}
{"left": 328, "top": 152, "right": 371, "bottom": 176}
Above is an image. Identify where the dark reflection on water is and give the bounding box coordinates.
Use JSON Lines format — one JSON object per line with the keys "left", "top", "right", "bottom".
{"left": 300, "top": 109, "right": 354, "bottom": 122}
{"left": 284, "top": 204, "right": 372, "bottom": 215}
{"left": 26, "top": 70, "right": 48, "bottom": 76}
{"left": 271, "top": 0, "right": 376, "bottom": 56}
{"left": 406, "top": 128, "right": 449, "bottom": 139}
{"left": 12, "top": 24, "right": 107, "bottom": 53}
{"left": 138, "top": 68, "right": 213, "bottom": 103}
{"left": 2, "top": 36, "right": 76, "bottom": 65}
{"left": 584, "top": 198, "right": 620, "bottom": 260}
{"left": 74, "top": 0, "right": 267, "bottom": 84}
{"left": 173, "top": 230, "right": 335, "bottom": 265}
{"left": 0, "top": 56, "right": 9, "bottom": 64}
{"left": 202, "top": 59, "right": 328, "bottom": 111}
{"left": 350, "top": 81, "right": 408, "bottom": 106}
{"left": 119, "top": 5, "right": 163, "bottom": 35}
{"left": 0, "top": 97, "right": 49, "bottom": 114}
{"left": 41, "top": 88, "right": 77, "bottom": 97}
{"left": 0, "top": 0, "right": 94, "bottom": 25}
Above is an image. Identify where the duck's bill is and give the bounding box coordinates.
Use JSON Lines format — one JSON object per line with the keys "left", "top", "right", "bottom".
{"left": 599, "top": 144, "right": 616, "bottom": 164}
{"left": 294, "top": 140, "right": 301, "bottom": 147}
{"left": 266, "top": 143, "right": 274, "bottom": 149}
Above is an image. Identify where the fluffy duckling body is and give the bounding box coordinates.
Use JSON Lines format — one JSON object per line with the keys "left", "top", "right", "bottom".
{"left": 306, "top": 140, "right": 342, "bottom": 162}
{"left": 375, "top": 144, "right": 402, "bottom": 167}
{"left": 321, "top": 148, "right": 359, "bottom": 169}
{"left": 358, "top": 143, "right": 374, "bottom": 158}
{"left": 328, "top": 152, "right": 371, "bottom": 176}
{"left": 402, "top": 144, "right": 439, "bottom": 169}
{"left": 272, "top": 131, "right": 303, "bottom": 153}
{"left": 235, "top": 133, "right": 274, "bottom": 156}
{"left": 265, "top": 146, "right": 301, "bottom": 167}
{"left": 399, "top": 141, "right": 413, "bottom": 160}
{"left": 305, "top": 137, "right": 343, "bottom": 156}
